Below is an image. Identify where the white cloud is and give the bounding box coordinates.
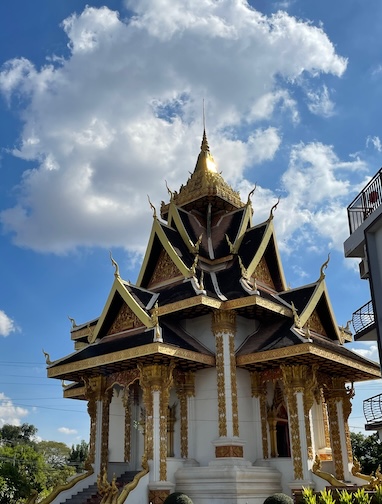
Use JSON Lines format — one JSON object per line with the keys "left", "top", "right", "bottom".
{"left": 306, "top": 85, "right": 335, "bottom": 117}
{"left": 366, "top": 135, "right": 382, "bottom": 152}
{"left": 0, "top": 393, "right": 29, "bottom": 426}
{"left": 0, "top": 2, "right": 347, "bottom": 254}
{"left": 58, "top": 426, "right": 78, "bottom": 435}
{"left": 0, "top": 310, "right": 17, "bottom": 337}
{"left": 351, "top": 342, "right": 380, "bottom": 363}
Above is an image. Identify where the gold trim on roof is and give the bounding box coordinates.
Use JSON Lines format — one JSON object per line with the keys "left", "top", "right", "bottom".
{"left": 47, "top": 343, "right": 215, "bottom": 378}
{"left": 245, "top": 218, "right": 287, "bottom": 291}
{"left": 236, "top": 343, "right": 381, "bottom": 378}
{"left": 89, "top": 276, "right": 153, "bottom": 343}
{"left": 63, "top": 385, "right": 86, "bottom": 399}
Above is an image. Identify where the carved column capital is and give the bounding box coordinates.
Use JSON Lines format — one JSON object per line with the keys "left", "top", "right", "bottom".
{"left": 212, "top": 310, "right": 236, "bottom": 335}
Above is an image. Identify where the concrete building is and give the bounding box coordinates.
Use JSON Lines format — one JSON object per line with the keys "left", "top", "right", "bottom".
{"left": 344, "top": 167, "right": 382, "bottom": 434}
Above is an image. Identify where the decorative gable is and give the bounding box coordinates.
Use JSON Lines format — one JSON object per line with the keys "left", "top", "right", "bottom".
{"left": 148, "top": 249, "right": 183, "bottom": 288}
{"left": 107, "top": 303, "right": 144, "bottom": 335}
{"left": 304, "top": 309, "right": 327, "bottom": 337}
{"left": 254, "top": 256, "right": 275, "bottom": 290}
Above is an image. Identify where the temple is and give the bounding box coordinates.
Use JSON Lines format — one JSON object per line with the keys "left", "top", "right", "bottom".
{"left": 46, "top": 131, "right": 381, "bottom": 504}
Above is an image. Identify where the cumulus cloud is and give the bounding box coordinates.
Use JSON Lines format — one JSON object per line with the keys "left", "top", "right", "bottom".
{"left": 0, "top": 310, "right": 17, "bottom": 337}
{"left": 58, "top": 426, "right": 78, "bottom": 435}
{"left": 0, "top": 393, "right": 29, "bottom": 426}
{"left": 0, "top": 2, "right": 347, "bottom": 254}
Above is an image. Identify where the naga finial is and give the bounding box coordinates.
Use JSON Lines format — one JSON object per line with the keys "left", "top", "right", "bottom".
{"left": 109, "top": 251, "right": 120, "bottom": 278}
{"left": 291, "top": 301, "right": 301, "bottom": 329}
{"left": 42, "top": 349, "right": 52, "bottom": 365}
{"left": 247, "top": 185, "right": 256, "bottom": 205}
{"left": 194, "top": 234, "right": 203, "bottom": 253}
{"left": 319, "top": 253, "right": 331, "bottom": 281}
{"left": 269, "top": 197, "right": 280, "bottom": 220}
{"left": 225, "top": 234, "right": 235, "bottom": 254}
{"left": 190, "top": 254, "right": 199, "bottom": 276}
{"left": 238, "top": 256, "right": 249, "bottom": 281}
{"left": 165, "top": 180, "right": 174, "bottom": 200}
{"left": 147, "top": 195, "right": 157, "bottom": 218}
{"left": 68, "top": 316, "right": 77, "bottom": 328}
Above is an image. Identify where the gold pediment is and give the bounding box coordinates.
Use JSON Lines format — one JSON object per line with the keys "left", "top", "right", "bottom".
{"left": 304, "top": 309, "right": 327, "bottom": 337}
{"left": 107, "top": 303, "right": 144, "bottom": 335}
{"left": 148, "top": 249, "right": 182, "bottom": 287}
{"left": 254, "top": 256, "right": 275, "bottom": 289}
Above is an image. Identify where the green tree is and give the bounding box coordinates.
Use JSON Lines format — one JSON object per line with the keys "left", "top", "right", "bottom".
{"left": 0, "top": 423, "right": 37, "bottom": 446}
{"left": 68, "top": 440, "right": 89, "bottom": 472}
{"left": 351, "top": 431, "right": 382, "bottom": 475}
{"left": 37, "top": 440, "right": 75, "bottom": 491}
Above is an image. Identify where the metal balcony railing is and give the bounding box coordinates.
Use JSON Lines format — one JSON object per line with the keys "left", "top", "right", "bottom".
{"left": 364, "top": 393, "right": 382, "bottom": 425}
{"left": 347, "top": 168, "right": 382, "bottom": 234}
{"left": 352, "top": 300, "right": 375, "bottom": 334}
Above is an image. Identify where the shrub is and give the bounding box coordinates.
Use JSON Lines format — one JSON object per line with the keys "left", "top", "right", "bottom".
{"left": 337, "top": 489, "right": 354, "bottom": 504}
{"left": 264, "top": 493, "right": 294, "bottom": 504}
{"left": 353, "top": 488, "right": 371, "bottom": 504}
{"left": 302, "top": 487, "right": 317, "bottom": 504}
{"left": 163, "top": 492, "right": 194, "bottom": 504}
{"left": 319, "top": 489, "right": 335, "bottom": 504}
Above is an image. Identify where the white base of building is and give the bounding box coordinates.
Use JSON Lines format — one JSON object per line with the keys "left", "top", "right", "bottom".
{"left": 175, "top": 459, "right": 282, "bottom": 504}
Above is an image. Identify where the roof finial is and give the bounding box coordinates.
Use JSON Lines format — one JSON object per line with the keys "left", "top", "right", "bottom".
{"left": 319, "top": 253, "right": 330, "bottom": 281}
{"left": 201, "top": 99, "right": 210, "bottom": 154}
{"left": 147, "top": 195, "right": 157, "bottom": 218}
{"left": 109, "top": 251, "right": 120, "bottom": 278}
{"left": 269, "top": 197, "right": 280, "bottom": 220}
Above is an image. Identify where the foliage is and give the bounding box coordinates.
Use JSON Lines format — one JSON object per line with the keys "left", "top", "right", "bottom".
{"left": 302, "top": 487, "right": 317, "bottom": 504}
{"left": 264, "top": 493, "right": 294, "bottom": 504}
{"left": 319, "top": 489, "right": 335, "bottom": 504}
{"left": 337, "top": 489, "right": 354, "bottom": 504}
{"left": 375, "top": 486, "right": 382, "bottom": 504}
{"left": 68, "top": 440, "right": 89, "bottom": 472}
{"left": 0, "top": 423, "right": 37, "bottom": 446}
{"left": 0, "top": 423, "right": 77, "bottom": 503}
{"left": 351, "top": 432, "right": 382, "bottom": 475}
{"left": 353, "top": 488, "right": 371, "bottom": 504}
{"left": 163, "top": 492, "right": 194, "bottom": 504}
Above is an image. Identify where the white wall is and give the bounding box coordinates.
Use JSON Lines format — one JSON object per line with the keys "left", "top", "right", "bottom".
{"left": 109, "top": 388, "right": 125, "bottom": 462}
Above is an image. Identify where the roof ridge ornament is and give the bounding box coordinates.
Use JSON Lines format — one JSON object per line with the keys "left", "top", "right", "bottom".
{"left": 269, "top": 197, "right": 280, "bottom": 220}
{"left": 147, "top": 195, "right": 157, "bottom": 219}
{"left": 42, "top": 349, "right": 52, "bottom": 365}
{"left": 109, "top": 251, "right": 120, "bottom": 278}
{"left": 319, "top": 253, "right": 330, "bottom": 281}
{"left": 68, "top": 316, "right": 77, "bottom": 328}
{"left": 247, "top": 185, "right": 256, "bottom": 206}
{"left": 291, "top": 301, "right": 302, "bottom": 329}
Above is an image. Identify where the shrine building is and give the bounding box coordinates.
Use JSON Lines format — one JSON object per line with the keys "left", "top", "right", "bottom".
{"left": 45, "top": 131, "right": 381, "bottom": 504}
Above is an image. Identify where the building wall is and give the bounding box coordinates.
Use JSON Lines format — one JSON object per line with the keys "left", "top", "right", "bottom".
{"left": 109, "top": 388, "right": 125, "bottom": 462}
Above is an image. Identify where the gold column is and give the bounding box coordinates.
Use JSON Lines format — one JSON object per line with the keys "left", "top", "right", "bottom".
{"left": 251, "top": 372, "right": 269, "bottom": 459}
{"left": 122, "top": 387, "right": 132, "bottom": 463}
{"left": 324, "top": 378, "right": 354, "bottom": 480}
{"left": 101, "top": 388, "right": 113, "bottom": 472}
{"left": 281, "top": 364, "right": 317, "bottom": 480}
{"left": 83, "top": 376, "right": 103, "bottom": 468}
{"left": 175, "top": 370, "right": 195, "bottom": 459}
{"left": 139, "top": 362, "right": 174, "bottom": 481}
{"left": 212, "top": 310, "right": 241, "bottom": 444}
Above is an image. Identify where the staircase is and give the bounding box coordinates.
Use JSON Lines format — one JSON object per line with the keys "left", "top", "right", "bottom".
{"left": 63, "top": 471, "right": 139, "bottom": 504}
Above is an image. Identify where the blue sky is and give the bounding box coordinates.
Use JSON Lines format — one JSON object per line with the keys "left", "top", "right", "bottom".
{"left": 0, "top": 0, "right": 381, "bottom": 446}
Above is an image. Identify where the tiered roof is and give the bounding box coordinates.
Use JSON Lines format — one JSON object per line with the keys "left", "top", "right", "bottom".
{"left": 47, "top": 131, "right": 381, "bottom": 394}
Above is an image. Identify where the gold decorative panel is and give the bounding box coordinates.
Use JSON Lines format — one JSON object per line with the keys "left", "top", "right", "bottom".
{"left": 215, "top": 332, "right": 227, "bottom": 437}
{"left": 107, "top": 304, "right": 143, "bottom": 335}
{"left": 305, "top": 309, "right": 327, "bottom": 336}
{"left": 215, "top": 445, "right": 243, "bottom": 458}
{"left": 254, "top": 256, "right": 275, "bottom": 289}
{"left": 149, "top": 489, "right": 170, "bottom": 504}
{"left": 148, "top": 249, "right": 181, "bottom": 287}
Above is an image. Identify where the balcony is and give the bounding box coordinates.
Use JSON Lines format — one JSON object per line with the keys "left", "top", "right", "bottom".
{"left": 347, "top": 168, "right": 382, "bottom": 234}
{"left": 364, "top": 393, "right": 382, "bottom": 431}
{"left": 352, "top": 300, "right": 375, "bottom": 335}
